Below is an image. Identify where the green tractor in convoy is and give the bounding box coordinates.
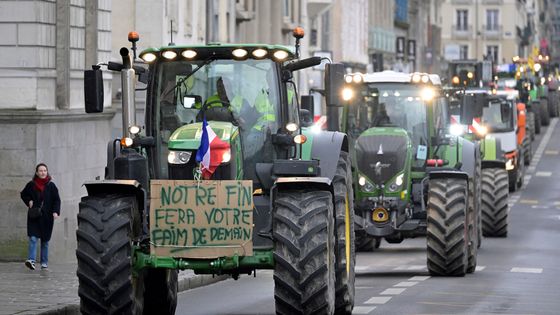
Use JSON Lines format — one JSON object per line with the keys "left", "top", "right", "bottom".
{"left": 334, "top": 71, "right": 480, "bottom": 276}
{"left": 446, "top": 90, "right": 511, "bottom": 237}
{"left": 77, "top": 31, "right": 356, "bottom": 314}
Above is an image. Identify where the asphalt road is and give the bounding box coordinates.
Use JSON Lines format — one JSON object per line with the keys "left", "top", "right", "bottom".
{"left": 176, "top": 118, "right": 560, "bottom": 315}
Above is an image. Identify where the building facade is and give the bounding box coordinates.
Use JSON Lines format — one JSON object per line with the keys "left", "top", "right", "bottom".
{"left": 441, "top": 0, "right": 529, "bottom": 64}
{"left": 0, "top": 0, "right": 113, "bottom": 262}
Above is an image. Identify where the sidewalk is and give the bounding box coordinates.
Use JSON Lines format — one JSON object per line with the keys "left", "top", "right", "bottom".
{"left": 0, "top": 262, "right": 227, "bottom": 315}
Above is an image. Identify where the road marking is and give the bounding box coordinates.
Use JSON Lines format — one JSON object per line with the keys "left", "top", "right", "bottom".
{"left": 381, "top": 288, "right": 406, "bottom": 295}
{"left": 409, "top": 276, "right": 431, "bottom": 281}
{"left": 544, "top": 150, "right": 559, "bottom": 155}
{"left": 531, "top": 205, "right": 550, "bottom": 209}
{"left": 535, "top": 171, "right": 552, "bottom": 177}
{"left": 356, "top": 286, "right": 376, "bottom": 289}
{"left": 511, "top": 267, "right": 543, "bottom": 273}
{"left": 519, "top": 199, "right": 539, "bottom": 205}
{"left": 529, "top": 118, "right": 558, "bottom": 169}
{"left": 352, "top": 306, "right": 376, "bottom": 314}
{"left": 475, "top": 266, "right": 486, "bottom": 271}
{"left": 364, "top": 296, "right": 392, "bottom": 304}
{"left": 394, "top": 281, "right": 418, "bottom": 287}
{"left": 355, "top": 266, "right": 369, "bottom": 271}
{"left": 553, "top": 201, "right": 560, "bottom": 206}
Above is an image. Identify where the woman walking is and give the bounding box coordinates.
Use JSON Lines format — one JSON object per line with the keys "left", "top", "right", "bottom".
{"left": 20, "top": 163, "right": 61, "bottom": 270}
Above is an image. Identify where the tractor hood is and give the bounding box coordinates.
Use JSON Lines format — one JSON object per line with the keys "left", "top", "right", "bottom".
{"left": 355, "top": 127, "right": 411, "bottom": 185}
{"left": 488, "top": 131, "right": 516, "bottom": 153}
{"left": 168, "top": 121, "right": 237, "bottom": 150}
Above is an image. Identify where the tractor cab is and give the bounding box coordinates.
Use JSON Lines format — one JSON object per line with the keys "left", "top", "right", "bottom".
{"left": 140, "top": 46, "right": 295, "bottom": 182}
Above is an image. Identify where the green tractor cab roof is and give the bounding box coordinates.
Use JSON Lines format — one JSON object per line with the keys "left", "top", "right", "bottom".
{"left": 139, "top": 44, "right": 296, "bottom": 63}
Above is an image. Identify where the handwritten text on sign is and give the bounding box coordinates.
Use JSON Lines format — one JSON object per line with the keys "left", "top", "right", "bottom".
{"left": 149, "top": 180, "right": 253, "bottom": 258}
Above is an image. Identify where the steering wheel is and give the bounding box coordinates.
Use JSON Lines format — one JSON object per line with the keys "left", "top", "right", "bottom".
{"left": 200, "top": 100, "right": 231, "bottom": 112}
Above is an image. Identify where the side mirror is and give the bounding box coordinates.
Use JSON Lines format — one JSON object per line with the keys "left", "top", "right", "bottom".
{"left": 300, "top": 109, "right": 313, "bottom": 127}
{"left": 300, "top": 95, "right": 314, "bottom": 117}
{"left": 84, "top": 66, "right": 104, "bottom": 113}
{"left": 460, "top": 94, "right": 475, "bottom": 124}
{"left": 325, "top": 63, "right": 345, "bottom": 107}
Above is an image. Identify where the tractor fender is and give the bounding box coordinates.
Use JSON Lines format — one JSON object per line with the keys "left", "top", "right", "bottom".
{"left": 271, "top": 177, "right": 333, "bottom": 213}
{"left": 459, "top": 138, "right": 476, "bottom": 178}
{"left": 83, "top": 179, "right": 147, "bottom": 211}
{"left": 310, "top": 131, "right": 349, "bottom": 182}
{"left": 481, "top": 160, "right": 506, "bottom": 169}
{"left": 427, "top": 170, "right": 469, "bottom": 181}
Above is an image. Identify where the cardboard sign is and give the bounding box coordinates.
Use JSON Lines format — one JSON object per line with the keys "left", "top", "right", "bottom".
{"left": 149, "top": 180, "right": 253, "bottom": 258}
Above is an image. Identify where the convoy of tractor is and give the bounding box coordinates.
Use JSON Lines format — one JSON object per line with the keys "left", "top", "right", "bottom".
{"left": 77, "top": 29, "right": 555, "bottom": 314}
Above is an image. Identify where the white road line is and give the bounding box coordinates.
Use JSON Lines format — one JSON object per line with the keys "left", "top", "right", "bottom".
{"left": 544, "top": 150, "right": 559, "bottom": 154}
{"left": 355, "top": 266, "right": 369, "bottom": 271}
{"left": 364, "top": 296, "right": 392, "bottom": 304}
{"left": 409, "top": 276, "right": 431, "bottom": 281}
{"left": 394, "top": 281, "right": 418, "bottom": 287}
{"left": 475, "top": 266, "right": 486, "bottom": 271}
{"left": 531, "top": 205, "right": 550, "bottom": 209}
{"left": 406, "top": 265, "right": 427, "bottom": 271}
{"left": 352, "top": 306, "right": 377, "bottom": 314}
{"left": 535, "top": 171, "right": 552, "bottom": 177}
{"left": 511, "top": 267, "right": 543, "bottom": 273}
{"left": 530, "top": 118, "right": 557, "bottom": 168}
{"left": 380, "top": 288, "right": 407, "bottom": 295}
{"left": 553, "top": 201, "right": 560, "bottom": 206}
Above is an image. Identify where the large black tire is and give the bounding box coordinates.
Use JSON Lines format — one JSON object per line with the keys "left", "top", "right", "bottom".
{"left": 527, "top": 111, "right": 535, "bottom": 141}
{"left": 426, "top": 178, "right": 468, "bottom": 277}
{"left": 533, "top": 104, "right": 542, "bottom": 134}
{"left": 523, "top": 136, "right": 532, "bottom": 165}
{"left": 481, "top": 168, "right": 509, "bottom": 237}
{"left": 333, "top": 152, "right": 355, "bottom": 314}
{"left": 540, "top": 99, "right": 550, "bottom": 126}
{"left": 466, "top": 178, "right": 478, "bottom": 274}
{"left": 143, "top": 269, "right": 178, "bottom": 315}
{"left": 549, "top": 92, "right": 559, "bottom": 117}
{"left": 76, "top": 194, "right": 144, "bottom": 315}
{"left": 273, "top": 190, "right": 336, "bottom": 315}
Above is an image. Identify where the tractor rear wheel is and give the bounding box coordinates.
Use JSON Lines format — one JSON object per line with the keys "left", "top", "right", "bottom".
{"left": 143, "top": 269, "right": 178, "bottom": 315}
{"left": 533, "top": 104, "right": 542, "bottom": 134}
{"left": 527, "top": 111, "right": 535, "bottom": 141}
{"left": 481, "top": 168, "right": 509, "bottom": 237}
{"left": 426, "top": 178, "right": 468, "bottom": 277}
{"left": 273, "top": 190, "right": 336, "bottom": 315}
{"left": 523, "top": 136, "right": 532, "bottom": 165}
{"left": 76, "top": 194, "right": 144, "bottom": 315}
{"left": 333, "top": 152, "right": 356, "bottom": 314}
{"left": 540, "top": 99, "right": 550, "bottom": 126}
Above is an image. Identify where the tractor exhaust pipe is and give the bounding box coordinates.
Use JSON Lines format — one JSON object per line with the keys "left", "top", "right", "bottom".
{"left": 119, "top": 47, "right": 136, "bottom": 138}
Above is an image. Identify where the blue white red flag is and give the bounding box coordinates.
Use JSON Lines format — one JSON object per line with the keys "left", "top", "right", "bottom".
{"left": 195, "top": 118, "right": 229, "bottom": 179}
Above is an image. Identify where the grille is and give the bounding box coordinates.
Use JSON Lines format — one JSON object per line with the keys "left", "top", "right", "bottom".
{"left": 355, "top": 134, "right": 408, "bottom": 185}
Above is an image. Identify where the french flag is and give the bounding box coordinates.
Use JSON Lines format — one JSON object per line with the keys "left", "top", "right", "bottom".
{"left": 195, "top": 118, "right": 230, "bottom": 179}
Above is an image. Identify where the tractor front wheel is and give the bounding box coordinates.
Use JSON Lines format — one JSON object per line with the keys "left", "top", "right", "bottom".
{"left": 333, "top": 152, "right": 356, "bottom": 314}
{"left": 426, "top": 178, "right": 468, "bottom": 277}
{"left": 76, "top": 194, "right": 144, "bottom": 315}
{"left": 273, "top": 190, "right": 336, "bottom": 315}
{"left": 481, "top": 168, "right": 509, "bottom": 237}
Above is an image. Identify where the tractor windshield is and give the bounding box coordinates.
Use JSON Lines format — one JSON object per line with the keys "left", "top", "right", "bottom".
{"left": 482, "top": 100, "right": 514, "bottom": 132}
{"left": 367, "top": 83, "right": 430, "bottom": 150}
{"left": 154, "top": 58, "right": 281, "bottom": 178}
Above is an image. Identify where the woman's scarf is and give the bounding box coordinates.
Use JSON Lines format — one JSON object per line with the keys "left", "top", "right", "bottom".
{"left": 33, "top": 176, "right": 51, "bottom": 195}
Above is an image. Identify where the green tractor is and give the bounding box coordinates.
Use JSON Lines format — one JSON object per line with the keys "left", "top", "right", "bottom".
{"left": 447, "top": 91, "right": 511, "bottom": 237}
{"left": 335, "top": 71, "right": 480, "bottom": 276}
{"left": 78, "top": 31, "right": 356, "bottom": 314}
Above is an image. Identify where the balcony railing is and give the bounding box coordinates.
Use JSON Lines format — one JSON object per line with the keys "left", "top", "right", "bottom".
{"left": 482, "top": 25, "right": 503, "bottom": 39}
{"left": 452, "top": 25, "right": 473, "bottom": 39}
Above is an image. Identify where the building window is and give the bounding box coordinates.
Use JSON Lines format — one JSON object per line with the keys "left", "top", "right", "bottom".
{"left": 486, "top": 45, "right": 499, "bottom": 63}
{"left": 460, "top": 45, "right": 468, "bottom": 59}
{"left": 283, "top": 0, "right": 291, "bottom": 18}
{"left": 456, "top": 10, "right": 468, "bottom": 31}
{"left": 321, "top": 11, "right": 330, "bottom": 51}
{"left": 486, "top": 9, "right": 499, "bottom": 30}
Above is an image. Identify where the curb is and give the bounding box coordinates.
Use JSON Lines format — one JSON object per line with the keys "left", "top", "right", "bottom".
{"left": 37, "top": 274, "right": 228, "bottom": 314}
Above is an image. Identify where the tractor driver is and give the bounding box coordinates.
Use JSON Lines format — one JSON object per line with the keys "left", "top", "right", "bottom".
{"left": 372, "top": 103, "right": 391, "bottom": 127}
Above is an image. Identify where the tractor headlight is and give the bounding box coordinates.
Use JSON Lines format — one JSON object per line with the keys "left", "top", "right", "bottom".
{"left": 358, "top": 176, "right": 375, "bottom": 192}
{"left": 168, "top": 151, "right": 192, "bottom": 165}
{"left": 387, "top": 173, "right": 405, "bottom": 192}
{"left": 449, "top": 124, "right": 464, "bottom": 136}
{"left": 505, "top": 158, "right": 515, "bottom": 170}
{"left": 221, "top": 150, "right": 231, "bottom": 163}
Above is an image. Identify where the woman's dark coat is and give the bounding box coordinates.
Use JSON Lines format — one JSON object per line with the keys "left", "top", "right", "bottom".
{"left": 20, "top": 181, "right": 61, "bottom": 241}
